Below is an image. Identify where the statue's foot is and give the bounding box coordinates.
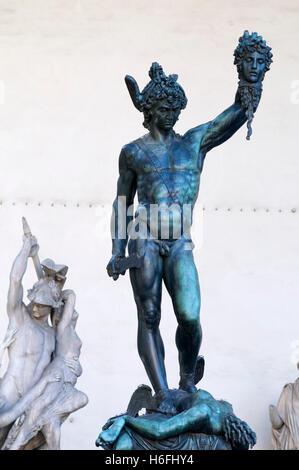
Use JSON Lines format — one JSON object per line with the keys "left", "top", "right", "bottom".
{"left": 194, "top": 356, "right": 205, "bottom": 384}
{"left": 179, "top": 374, "right": 197, "bottom": 394}
{"left": 223, "top": 414, "right": 256, "bottom": 449}
{"left": 96, "top": 417, "right": 126, "bottom": 446}
{"left": 155, "top": 390, "right": 177, "bottom": 416}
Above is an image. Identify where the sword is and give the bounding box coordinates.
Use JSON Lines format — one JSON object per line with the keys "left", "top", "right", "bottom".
{"left": 112, "top": 254, "right": 144, "bottom": 280}
{"left": 22, "top": 217, "right": 44, "bottom": 280}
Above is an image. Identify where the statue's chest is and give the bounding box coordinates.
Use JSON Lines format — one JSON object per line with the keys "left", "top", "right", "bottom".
{"left": 16, "top": 321, "right": 54, "bottom": 359}
{"left": 136, "top": 141, "right": 198, "bottom": 175}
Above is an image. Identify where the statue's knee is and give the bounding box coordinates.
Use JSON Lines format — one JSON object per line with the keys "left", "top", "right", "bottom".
{"left": 178, "top": 310, "right": 200, "bottom": 332}
{"left": 141, "top": 305, "right": 160, "bottom": 330}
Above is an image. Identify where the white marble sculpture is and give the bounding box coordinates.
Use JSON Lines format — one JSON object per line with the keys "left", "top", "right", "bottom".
{"left": 0, "top": 218, "right": 88, "bottom": 450}
{"left": 269, "top": 363, "right": 299, "bottom": 450}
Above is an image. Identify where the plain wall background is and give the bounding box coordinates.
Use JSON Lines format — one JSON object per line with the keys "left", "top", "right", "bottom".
{"left": 0, "top": 0, "right": 298, "bottom": 449}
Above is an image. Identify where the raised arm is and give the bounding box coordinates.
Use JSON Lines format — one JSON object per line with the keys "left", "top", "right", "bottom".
{"left": 56, "top": 289, "right": 76, "bottom": 336}
{"left": 183, "top": 82, "right": 262, "bottom": 168}
{"left": 182, "top": 92, "right": 247, "bottom": 171}
{"left": 7, "top": 234, "right": 38, "bottom": 324}
{"left": 107, "top": 146, "right": 137, "bottom": 280}
{"left": 200, "top": 91, "right": 248, "bottom": 153}
{"left": 185, "top": 30, "right": 272, "bottom": 159}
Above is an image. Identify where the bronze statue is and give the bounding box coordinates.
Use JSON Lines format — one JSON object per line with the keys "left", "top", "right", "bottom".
{"left": 95, "top": 31, "right": 275, "bottom": 451}
{"left": 106, "top": 31, "right": 272, "bottom": 416}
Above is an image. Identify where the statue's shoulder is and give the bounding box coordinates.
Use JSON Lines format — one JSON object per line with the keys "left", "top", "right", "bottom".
{"left": 193, "top": 389, "right": 216, "bottom": 404}
{"left": 119, "top": 142, "right": 137, "bottom": 169}
{"left": 183, "top": 122, "right": 211, "bottom": 143}
{"left": 122, "top": 141, "right": 138, "bottom": 155}
{"left": 121, "top": 135, "right": 148, "bottom": 167}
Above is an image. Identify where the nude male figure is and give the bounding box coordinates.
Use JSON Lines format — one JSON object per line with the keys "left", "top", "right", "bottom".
{"left": 107, "top": 33, "right": 272, "bottom": 411}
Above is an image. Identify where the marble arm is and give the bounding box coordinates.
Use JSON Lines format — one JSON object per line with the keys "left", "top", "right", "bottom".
{"left": 55, "top": 290, "right": 76, "bottom": 341}
{"left": 7, "top": 237, "right": 32, "bottom": 321}
{"left": 0, "top": 373, "right": 59, "bottom": 428}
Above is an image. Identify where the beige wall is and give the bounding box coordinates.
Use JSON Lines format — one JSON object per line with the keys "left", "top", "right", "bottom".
{"left": 0, "top": 0, "right": 298, "bottom": 449}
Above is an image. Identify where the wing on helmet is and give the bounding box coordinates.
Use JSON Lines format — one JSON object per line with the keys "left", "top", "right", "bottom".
{"left": 125, "top": 75, "right": 143, "bottom": 111}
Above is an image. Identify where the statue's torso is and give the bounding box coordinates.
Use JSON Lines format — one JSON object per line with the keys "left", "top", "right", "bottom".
{"left": 1, "top": 312, "right": 55, "bottom": 405}
{"left": 126, "top": 132, "right": 206, "bottom": 239}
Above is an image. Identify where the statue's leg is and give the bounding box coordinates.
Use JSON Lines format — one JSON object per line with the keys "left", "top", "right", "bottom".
{"left": 163, "top": 239, "right": 202, "bottom": 392}
{"left": 129, "top": 238, "right": 167, "bottom": 394}
{"left": 3, "top": 381, "right": 61, "bottom": 449}
{"left": 42, "top": 419, "right": 61, "bottom": 450}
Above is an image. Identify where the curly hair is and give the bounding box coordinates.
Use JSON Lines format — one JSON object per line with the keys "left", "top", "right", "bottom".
{"left": 140, "top": 63, "right": 187, "bottom": 129}
{"left": 234, "top": 30, "right": 273, "bottom": 80}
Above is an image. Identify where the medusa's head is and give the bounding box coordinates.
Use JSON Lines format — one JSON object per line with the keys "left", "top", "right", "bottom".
{"left": 125, "top": 62, "right": 187, "bottom": 130}
{"left": 234, "top": 31, "right": 273, "bottom": 83}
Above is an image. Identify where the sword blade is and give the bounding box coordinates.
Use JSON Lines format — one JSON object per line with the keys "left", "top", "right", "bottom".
{"left": 116, "top": 254, "right": 144, "bottom": 273}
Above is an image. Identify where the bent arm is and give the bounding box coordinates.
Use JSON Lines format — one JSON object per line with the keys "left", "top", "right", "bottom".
{"left": 111, "top": 147, "right": 137, "bottom": 257}
{"left": 0, "top": 375, "right": 51, "bottom": 427}
{"left": 56, "top": 290, "right": 76, "bottom": 335}
{"left": 7, "top": 237, "right": 31, "bottom": 322}
{"left": 200, "top": 96, "right": 247, "bottom": 153}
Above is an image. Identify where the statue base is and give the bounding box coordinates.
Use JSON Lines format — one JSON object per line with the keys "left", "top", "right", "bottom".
{"left": 96, "top": 385, "right": 256, "bottom": 451}
{"left": 101, "top": 430, "right": 231, "bottom": 450}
